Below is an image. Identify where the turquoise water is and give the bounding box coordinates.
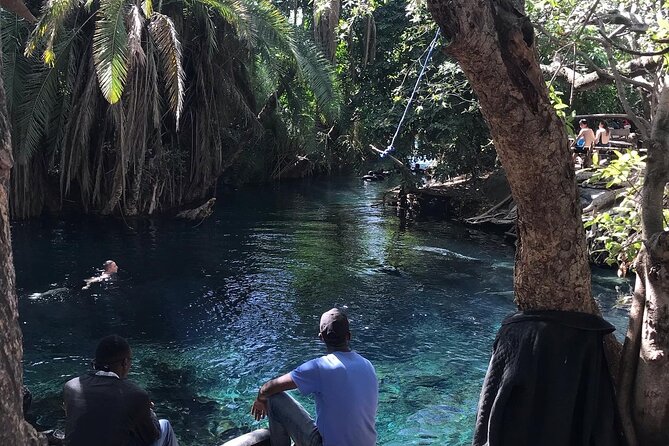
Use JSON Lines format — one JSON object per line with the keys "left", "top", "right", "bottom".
{"left": 14, "top": 178, "right": 631, "bottom": 445}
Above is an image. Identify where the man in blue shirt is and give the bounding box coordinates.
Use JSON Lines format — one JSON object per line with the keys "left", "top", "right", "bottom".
{"left": 251, "top": 308, "right": 378, "bottom": 446}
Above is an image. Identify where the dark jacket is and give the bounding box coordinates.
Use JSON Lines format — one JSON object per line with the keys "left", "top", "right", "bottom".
{"left": 472, "top": 311, "right": 625, "bottom": 446}
{"left": 63, "top": 372, "right": 160, "bottom": 446}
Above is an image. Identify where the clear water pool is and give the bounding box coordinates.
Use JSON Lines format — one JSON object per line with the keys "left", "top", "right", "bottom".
{"left": 14, "top": 178, "right": 631, "bottom": 445}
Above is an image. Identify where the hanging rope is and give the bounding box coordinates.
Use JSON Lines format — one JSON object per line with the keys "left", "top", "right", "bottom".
{"left": 381, "top": 28, "right": 441, "bottom": 158}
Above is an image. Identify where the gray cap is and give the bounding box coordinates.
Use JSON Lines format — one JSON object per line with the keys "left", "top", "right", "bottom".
{"left": 319, "top": 308, "right": 350, "bottom": 344}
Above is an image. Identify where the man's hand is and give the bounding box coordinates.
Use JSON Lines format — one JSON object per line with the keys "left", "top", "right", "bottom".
{"left": 251, "top": 397, "right": 268, "bottom": 421}
{"left": 250, "top": 373, "right": 297, "bottom": 421}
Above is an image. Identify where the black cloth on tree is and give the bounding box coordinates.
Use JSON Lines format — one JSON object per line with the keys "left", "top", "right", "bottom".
{"left": 472, "top": 310, "right": 625, "bottom": 446}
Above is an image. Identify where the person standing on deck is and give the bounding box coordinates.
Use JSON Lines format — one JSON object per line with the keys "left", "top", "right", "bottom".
{"left": 250, "top": 308, "right": 378, "bottom": 446}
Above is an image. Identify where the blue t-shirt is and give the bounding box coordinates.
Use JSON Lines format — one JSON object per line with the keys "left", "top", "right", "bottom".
{"left": 290, "top": 351, "right": 378, "bottom": 446}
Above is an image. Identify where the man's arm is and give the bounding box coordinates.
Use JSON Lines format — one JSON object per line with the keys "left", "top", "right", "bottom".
{"left": 133, "top": 394, "right": 161, "bottom": 445}
{"left": 571, "top": 128, "right": 585, "bottom": 147}
{"left": 251, "top": 373, "right": 297, "bottom": 421}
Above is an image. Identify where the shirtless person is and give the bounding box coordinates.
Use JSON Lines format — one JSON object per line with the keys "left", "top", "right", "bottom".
{"left": 571, "top": 119, "right": 595, "bottom": 166}
{"left": 82, "top": 260, "right": 118, "bottom": 289}
{"left": 595, "top": 121, "right": 611, "bottom": 147}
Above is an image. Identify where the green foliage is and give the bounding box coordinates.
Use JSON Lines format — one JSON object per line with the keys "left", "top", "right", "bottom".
{"left": 293, "top": 37, "right": 342, "bottom": 122}
{"left": 336, "top": 0, "right": 494, "bottom": 178}
{"left": 529, "top": 0, "right": 667, "bottom": 129}
{"left": 583, "top": 150, "right": 646, "bottom": 270}
{"left": 92, "top": 0, "right": 129, "bottom": 104}
{"left": 547, "top": 83, "right": 575, "bottom": 135}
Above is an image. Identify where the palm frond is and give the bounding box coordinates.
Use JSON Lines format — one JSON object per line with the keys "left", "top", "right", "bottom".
{"left": 142, "top": 0, "right": 152, "bottom": 17}
{"left": 191, "top": 0, "right": 253, "bottom": 44}
{"left": 16, "top": 56, "right": 64, "bottom": 162}
{"left": 193, "top": 1, "right": 219, "bottom": 55}
{"left": 1, "top": 10, "right": 31, "bottom": 111}
{"left": 128, "top": 5, "right": 146, "bottom": 67}
{"left": 244, "top": 0, "right": 294, "bottom": 55}
{"left": 148, "top": 12, "right": 184, "bottom": 126}
{"left": 242, "top": 0, "right": 340, "bottom": 121}
{"left": 46, "top": 27, "right": 87, "bottom": 158}
{"left": 92, "top": 0, "right": 129, "bottom": 104}
{"left": 15, "top": 25, "right": 78, "bottom": 163}
{"left": 251, "top": 53, "right": 278, "bottom": 104}
{"left": 25, "top": 0, "right": 81, "bottom": 63}
{"left": 292, "top": 36, "right": 342, "bottom": 121}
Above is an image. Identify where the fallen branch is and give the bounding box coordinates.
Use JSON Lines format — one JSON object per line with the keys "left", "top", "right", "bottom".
{"left": 176, "top": 198, "right": 216, "bottom": 220}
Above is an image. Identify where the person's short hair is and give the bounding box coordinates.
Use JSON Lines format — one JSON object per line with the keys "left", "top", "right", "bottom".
{"left": 579, "top": 119, "right": 588, "bottom": 126}
{"left": 319, "top": 308, "right": 350, "bottom": 347}
{"left": 94, "top": 335, "right": 130, "bottom": 371}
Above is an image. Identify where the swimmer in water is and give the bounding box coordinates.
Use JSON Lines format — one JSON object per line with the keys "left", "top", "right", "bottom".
{"left": 82, "top": 260, "right": 118, "bottom": 290}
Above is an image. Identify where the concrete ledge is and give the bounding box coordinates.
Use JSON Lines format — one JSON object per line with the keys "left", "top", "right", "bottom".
{"left": 221, "top": 428, "right": 270, "bottom": 446}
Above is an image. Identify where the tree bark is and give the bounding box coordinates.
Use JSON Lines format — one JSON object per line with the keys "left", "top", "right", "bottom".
{"left": 0, "top": 0, "right": 36, "bottom": 23}
{"left": 426, "top": 0, "right": 595, "bottom": 312}
{"left": 629, "top": 235, "right": 669, "bottom": 445}
{"left": 621, "top": 83, "right": 669, "bottom": 446}
{"left": 0, "top": 23, "right": 45, "bottom": 446}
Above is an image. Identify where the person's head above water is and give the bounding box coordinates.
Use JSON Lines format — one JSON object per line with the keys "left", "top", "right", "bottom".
{"left": 319, "top": 308, "right": 351, "bottom": 352}
{"left": 103, "top": 260, "right": 118, "bottom": 274}
{"left": 93, "top": 334, "right": 131, "bottom": 378}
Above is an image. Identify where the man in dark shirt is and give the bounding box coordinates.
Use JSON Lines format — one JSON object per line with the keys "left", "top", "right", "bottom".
{"left": 63, "top": 335, "right": 179, "bottom": 446}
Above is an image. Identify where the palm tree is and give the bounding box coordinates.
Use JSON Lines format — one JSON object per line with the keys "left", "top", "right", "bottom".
{"left": 3, "top": 0, "right": 341, "bottom": 217}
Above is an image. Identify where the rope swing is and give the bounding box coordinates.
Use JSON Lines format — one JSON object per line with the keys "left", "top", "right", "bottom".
{"left": 381, "top": 28, "right": 441, "bottom": 158}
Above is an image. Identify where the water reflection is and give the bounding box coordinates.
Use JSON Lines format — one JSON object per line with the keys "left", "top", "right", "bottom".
{"left": 14, "top": 178, "right": 630, "bottom": 445}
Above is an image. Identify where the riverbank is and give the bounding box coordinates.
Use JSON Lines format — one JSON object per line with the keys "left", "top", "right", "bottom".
{"left": 382, "top": 167, "right": 631, "bottom": 269}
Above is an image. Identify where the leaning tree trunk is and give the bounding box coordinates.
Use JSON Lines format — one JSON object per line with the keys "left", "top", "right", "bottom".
{"left": 426, "top": 0, "right": 596, "bottom": 312}
{"left": 619, "top": 83, "right": 669, "bottom": 446}
{"left": 0, "top": 23, "right": 44, "bottom": 446}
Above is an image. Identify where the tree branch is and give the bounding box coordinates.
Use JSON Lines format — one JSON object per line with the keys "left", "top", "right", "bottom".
{"left": 592, "top": 33, "right": 669, "bottom": 57}
{"left": 535, "top": 23, "right": 654, "bottom": 92}
{"left": 0, "top": 0, "right": 36, "bottom": 24}
{"left": 541, "top": 60, "right": 607, "bottom": 91}
{"left": 577, "top": 51, "right": 653, "bottom": 92}
{"left": 597, "top": 20, "right": 652, "bottom": 138}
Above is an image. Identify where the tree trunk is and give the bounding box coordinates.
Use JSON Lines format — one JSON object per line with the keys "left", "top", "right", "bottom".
{"left": 426, "top": 0, "right": 595, "bottom": 312}
{"left": 629, "top": 235, "right": 669, "bottom": 445}
{"left": 620, "top": 83, "right": 669, "bottom": 446}
{"left": 0, "top": 25, "right": 45, "bottom": 446}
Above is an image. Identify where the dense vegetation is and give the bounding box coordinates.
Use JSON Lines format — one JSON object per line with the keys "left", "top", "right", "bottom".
{"left": 2, "top": 0, "right": 668, "bottom": 280}
{"left": 2, "top": 0, "right": 500, "bottom": 218}
{"left": 3, "top": 0, "right": 342, "bottom": 217}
